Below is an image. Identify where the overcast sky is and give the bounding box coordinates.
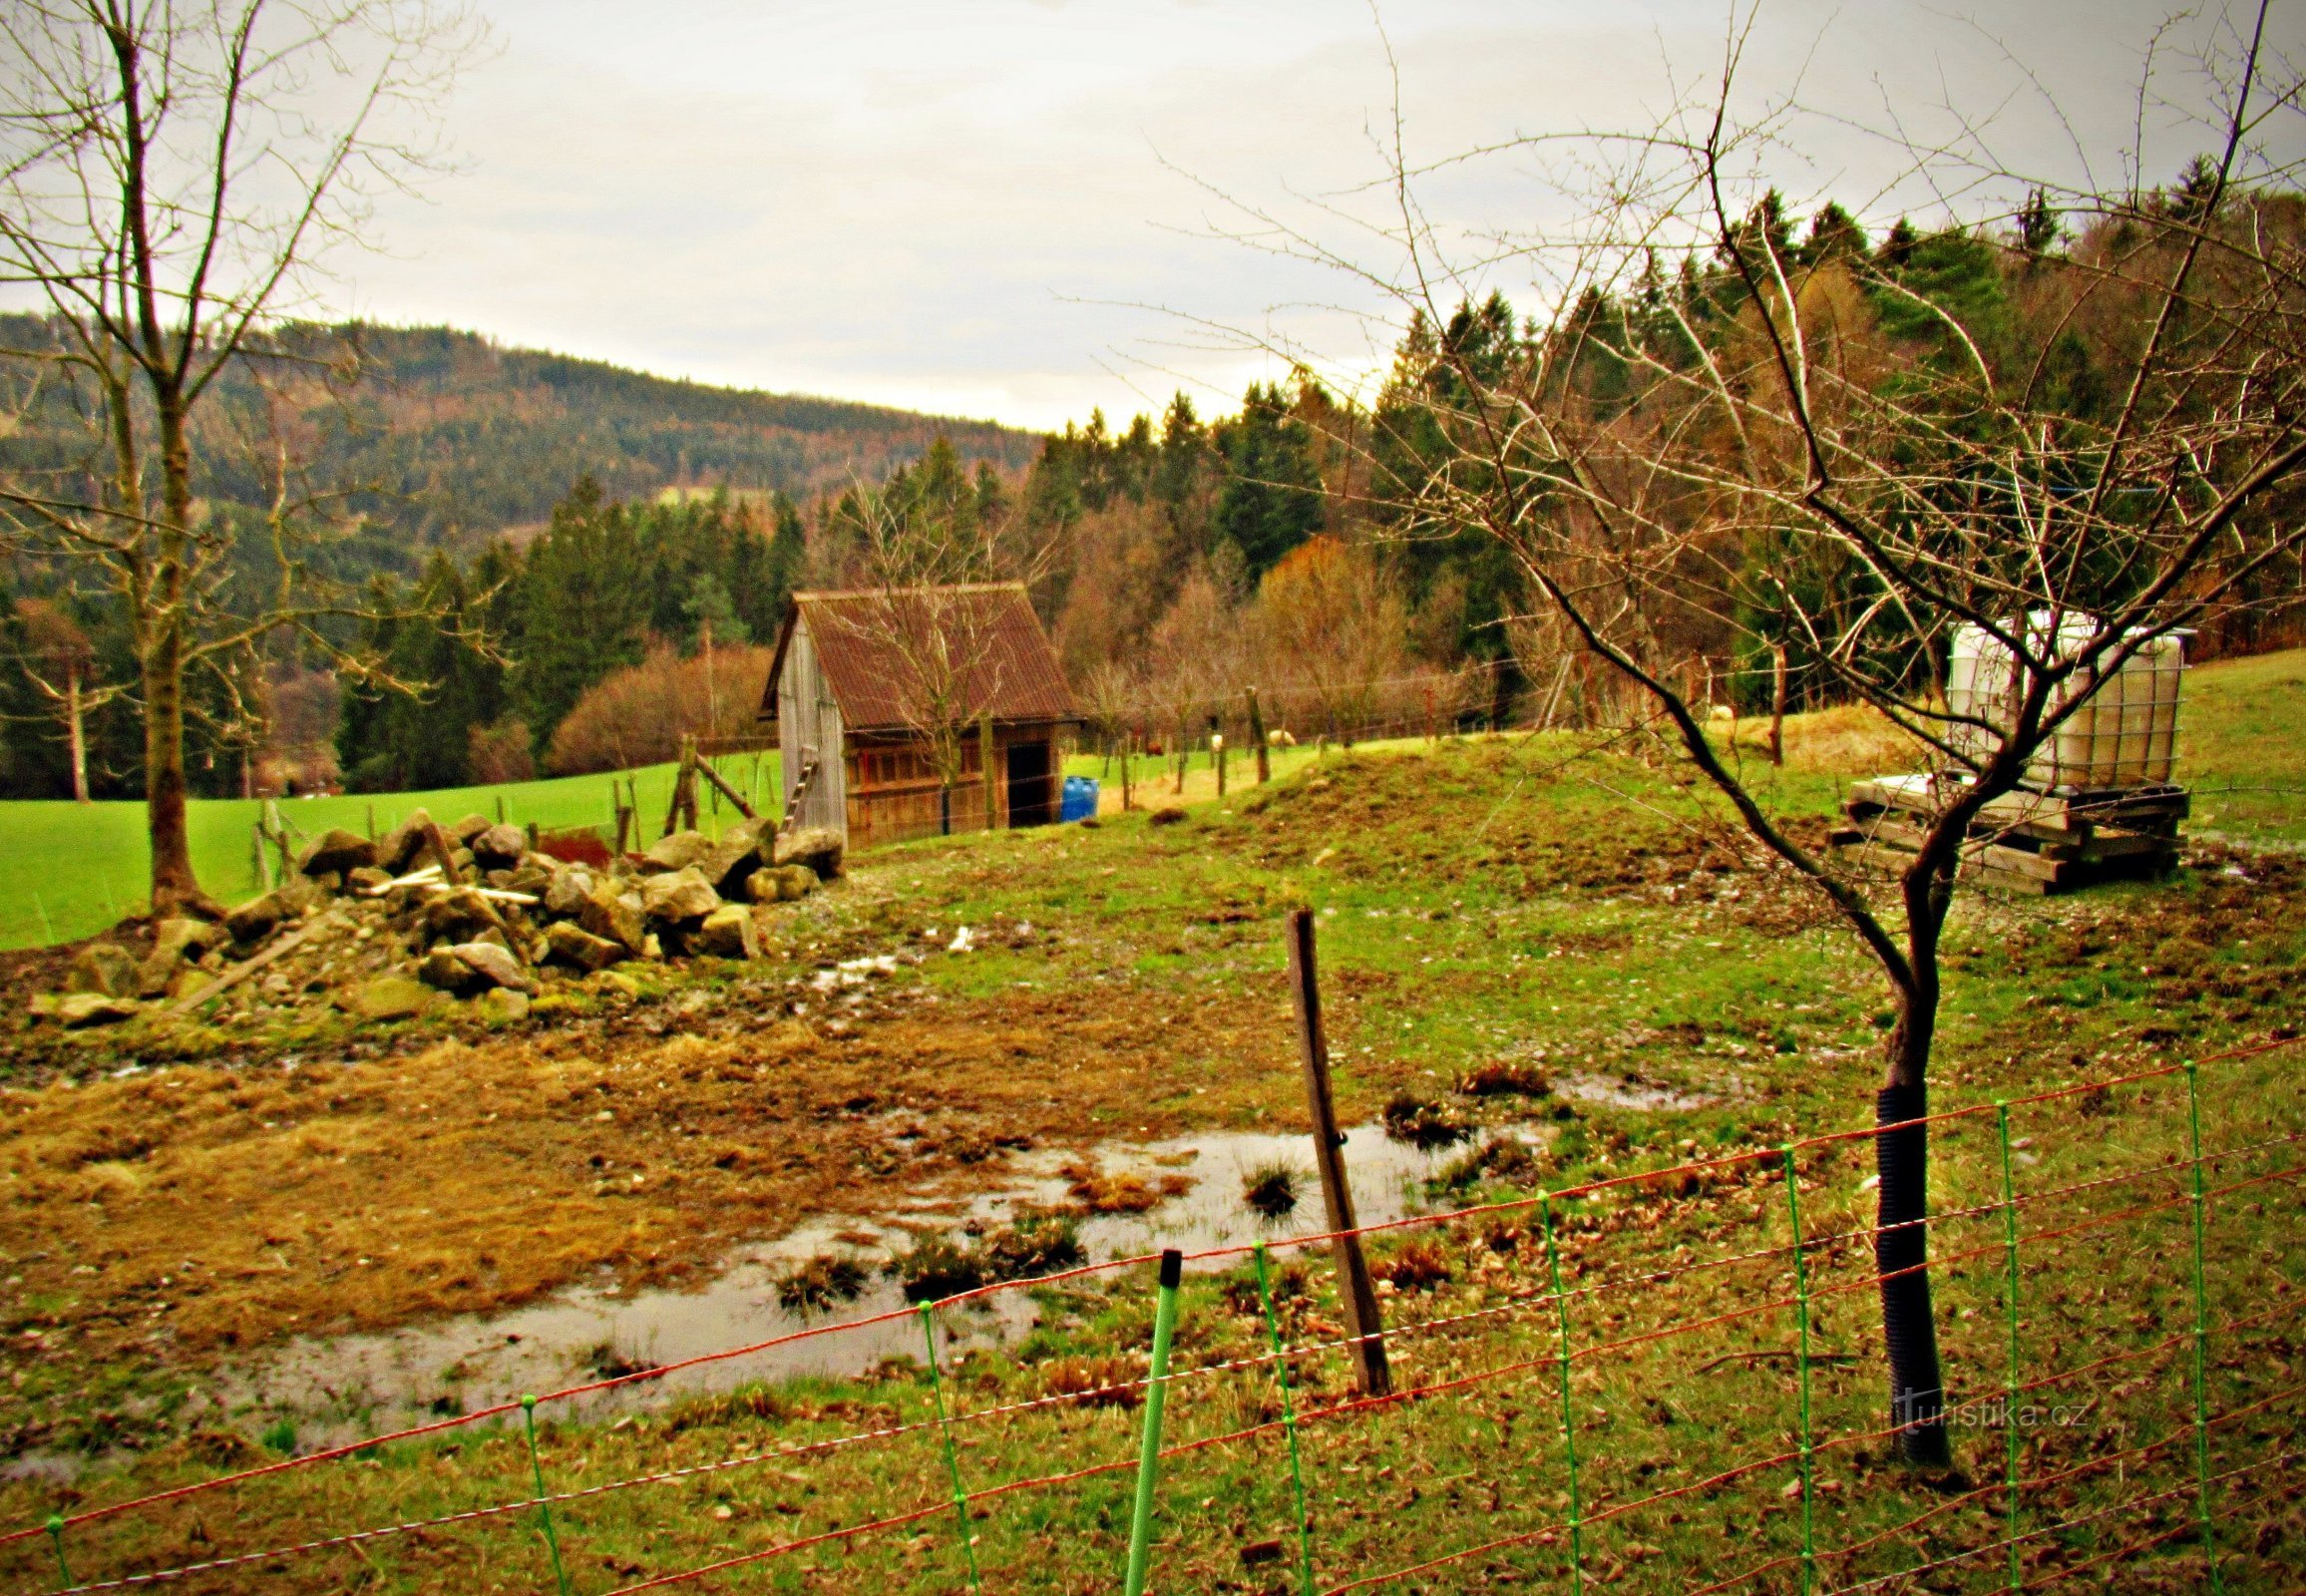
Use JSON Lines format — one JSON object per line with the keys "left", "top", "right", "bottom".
{"left": 334, "top": 0, "right": 2299, "bottom": 432}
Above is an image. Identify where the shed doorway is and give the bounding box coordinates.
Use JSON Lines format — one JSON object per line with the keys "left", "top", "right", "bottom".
{"left": 1005, "top": 739, "right": 1055, "bottom": 827}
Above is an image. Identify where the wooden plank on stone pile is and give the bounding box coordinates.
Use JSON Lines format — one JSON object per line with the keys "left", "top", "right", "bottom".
{"left": 168, "top": 913, "right": 343, "bottom": 1016}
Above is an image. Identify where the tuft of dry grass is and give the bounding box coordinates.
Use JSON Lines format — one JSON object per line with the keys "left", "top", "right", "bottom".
{"left": 1057, "top": 1159, "right": 1193, "bottom": 1215}
{"left": 1722, "top": 701, "right": 1928, "bottom": 777}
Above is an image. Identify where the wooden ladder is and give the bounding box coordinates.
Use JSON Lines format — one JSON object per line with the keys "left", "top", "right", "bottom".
{"left": 777, "top": 754, "right": 819, "bottom": 838}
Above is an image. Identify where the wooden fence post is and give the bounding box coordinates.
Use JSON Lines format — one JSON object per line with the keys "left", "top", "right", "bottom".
{"left": 979, "top": 711, "right": 998, "bottom": 832}
{"left": 1120, "top": 732, "right": 1134, "bottom": 812}
{"left": 1285, "top": 908, "right": 1390, "bottom": 1397}
{"left": 1768, "top": 644, "right": 1788, "bottom": 767}
{"left": 1247, "top": 688, "right": 1270, "bottom": 784}
{"left": 1215, "top": 732, "right": 1227, "bottom": 797}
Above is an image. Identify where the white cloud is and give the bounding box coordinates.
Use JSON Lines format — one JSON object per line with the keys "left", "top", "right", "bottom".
{"left": 313, "top": 0, "right": 2300, "bottom": 431}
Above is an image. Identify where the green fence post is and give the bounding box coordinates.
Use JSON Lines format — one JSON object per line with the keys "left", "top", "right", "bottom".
{"left": 520, "top": 1396, "right": 573, "bottom": 1596}
{"left": 1254, "top": 1243, "right": 1317, "bottom": 1596}
{"left": 1995, "top": 1101, "right": 2023, "bottom": 1592}
{"left": 44, "top": 1513, "right": 70, "bottom": 1590}
{"left": 1123, "top": 1249, "right": 1184, "bottom": 1596}
{"left": 1779, "top": 1148, "right": 1818, "bottom": 1596}
{"left": 1539, "top": 1195, "right": 1586, "bottom": 1596}
{"left": 2182, "top": 1063, "right": 2223, "bottom": 1595}
{"left": 919, "top": 1302, "right": 985, "bottom": 1596}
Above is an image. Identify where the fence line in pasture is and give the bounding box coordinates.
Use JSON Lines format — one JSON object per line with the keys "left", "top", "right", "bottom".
{"left": 6, "top": 1031, "right": 2298, "bottom": 1594}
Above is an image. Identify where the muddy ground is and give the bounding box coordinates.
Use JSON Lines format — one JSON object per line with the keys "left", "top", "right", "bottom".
{"left": 2, "top": 736, "right": 2300, "bottom": 1463}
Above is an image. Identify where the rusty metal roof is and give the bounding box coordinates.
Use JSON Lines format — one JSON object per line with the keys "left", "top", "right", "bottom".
{"left": 759, "top": 583, "right": 1077, "bottom": 734}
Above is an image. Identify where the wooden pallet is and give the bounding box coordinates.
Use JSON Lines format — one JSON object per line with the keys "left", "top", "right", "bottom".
{"left": 1834, "top": 774, "right": 2182, "bottom": 896}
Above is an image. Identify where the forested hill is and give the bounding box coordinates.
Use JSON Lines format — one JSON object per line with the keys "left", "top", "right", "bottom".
{"left": 0, "top": 316, "right": 1041, "bottom": 552}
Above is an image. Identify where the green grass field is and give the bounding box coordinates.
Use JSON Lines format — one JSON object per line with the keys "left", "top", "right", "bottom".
{"left": 0, "top": 754, "right": 782, "bottom": 951}
{"left": 2, "top": 712, "right": 2298, "bottom": 1592}
{"left": 1, "top": 647, "right": 2297, "bottom": 953}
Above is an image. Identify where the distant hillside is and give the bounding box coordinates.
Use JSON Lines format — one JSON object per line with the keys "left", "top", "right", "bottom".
{"left": 0, "top": 316, "right": 1042, "bottom": 554}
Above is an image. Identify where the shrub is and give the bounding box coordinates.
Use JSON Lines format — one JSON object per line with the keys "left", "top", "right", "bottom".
{"left": 1241, "top": 1160, "right": 1304, "bottom": 1218}
{"left": 887, "top": 1235, "right": 984, "bottom": 1303}
{"left": 1455, "top": 1061, "right": 1551, "bottom": 1098}
{"left": 467, "top": 718, "right": 536, "bottom": 784}
{"left": 1382, "top": 1093, "right": 1469, "bottom": 1149}
{"left": 977, "top": 1215, "right": 1085, "bottom": 1282}
{"left": 546, "top": 641, "right": 773, "bottom": 776}
{"left": 1375, "top": 1240, "right": 1451, "bottom": 1292}
{"left": 1434, "top": 1135, "right": 1542, "bottom": 1193}
{"left": 776, "top": 1254, "right": 869, "bottom": 1313}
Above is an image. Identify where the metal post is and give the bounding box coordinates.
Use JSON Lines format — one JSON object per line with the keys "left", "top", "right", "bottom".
{"left": 1539, "top": 1195, "right": 1585, "bottom": 1596}
{"left": 2182, "top": 1064, "right": 2224, "bottom": 1594}
{"left": 520, "top": 1396, "right": 573, "bottom": 1596}
{"left": 44, "top": 1514, "right": 70, "bottom": 1589}
{"left": 1254, "top": 1244, "right": 1317, "bottom": 1596}
{"left": 920, "top": 1303, "right": 985, "bottom": 1596}
{"left": 1285, "top": 909, "right": 1389, "bottom": 1396}
{"left": 1995, "top": 1101, "right": 2024, "bottom": 1593}
{"left": 1781, "top": 1148, "right": 1818, "bottom": 1596}
{"left": 1123, "top": 1249, "right": 1184, "bottom": 1596}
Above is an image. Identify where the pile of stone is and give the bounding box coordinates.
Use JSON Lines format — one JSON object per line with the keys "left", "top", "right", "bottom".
{"left": 33, "top": 810, "right": 843, "bottom": 1030}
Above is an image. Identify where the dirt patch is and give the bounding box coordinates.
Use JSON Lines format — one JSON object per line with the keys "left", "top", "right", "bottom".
{"left": 0, "top": 976, "right": 1290, "bottom": 1454}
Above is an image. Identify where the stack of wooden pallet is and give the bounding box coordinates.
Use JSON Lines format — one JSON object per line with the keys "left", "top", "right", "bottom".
{"left": 1831, "top": 773, "right": 2187, "bottom": 895}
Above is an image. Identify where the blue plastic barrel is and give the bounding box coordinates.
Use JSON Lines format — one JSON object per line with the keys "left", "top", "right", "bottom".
{"left": 1060, "top": 776, "right": 1099, "bottom": 823}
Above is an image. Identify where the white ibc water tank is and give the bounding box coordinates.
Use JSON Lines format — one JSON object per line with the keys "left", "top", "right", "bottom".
{"left": 1944, "top": 613, "right": 2183, "bottom": 792}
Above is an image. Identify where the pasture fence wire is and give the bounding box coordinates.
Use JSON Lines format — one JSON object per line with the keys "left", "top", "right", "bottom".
{"left": 1, "top": 1034, "right": 2299, "bottom": 1594}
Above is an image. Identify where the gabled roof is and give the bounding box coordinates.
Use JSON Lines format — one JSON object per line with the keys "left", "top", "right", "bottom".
{"left": 759, "top": 583, "right": 1077, "bottom": 734}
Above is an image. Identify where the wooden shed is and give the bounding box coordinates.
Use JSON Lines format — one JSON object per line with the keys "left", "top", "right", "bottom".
{"left": 757, "top": 584, "right": 1079, "bottom": 849}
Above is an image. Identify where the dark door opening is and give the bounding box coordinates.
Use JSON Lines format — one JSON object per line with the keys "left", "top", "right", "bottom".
{"left": 1004, "top": 739, "right": 1055, "bottom": 828}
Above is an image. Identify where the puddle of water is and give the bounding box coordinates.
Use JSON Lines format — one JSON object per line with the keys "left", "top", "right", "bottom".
{"left": 1553, "top": 1072, "right": 1718, "bottom": 1112}
{"left": 217, "top": 1119, "right": 1547, "bottom": 1447}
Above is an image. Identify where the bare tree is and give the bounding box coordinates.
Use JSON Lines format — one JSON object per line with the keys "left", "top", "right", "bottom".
{"left": 10, "top": 597, "right": 126, "bottom": 801}
{"left": 823, "top": 477, "right": 1051, "bottom": 835}
{"left": 1254, "top": 534, "right": 1414, "bottom": 745}
{"left": 1207, "top": 5, "right": 2306, "bottom": 1464}
{"left": 0, "top": 0, "right": 481, "bottom": 914}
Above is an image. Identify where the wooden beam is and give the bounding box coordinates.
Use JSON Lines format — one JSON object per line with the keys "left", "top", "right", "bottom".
{"left": 694, "top": 754, "right": 758, "bottom": 821}
{"left": 169, "top": 914, "right": 343, "bottom": 1017}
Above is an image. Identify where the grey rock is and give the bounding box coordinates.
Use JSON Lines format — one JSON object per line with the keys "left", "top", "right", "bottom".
{"left": 544, "top": 870, "right": 591, "bottom": 919}
{"left": 346, "top": 866, "right": 393, "bottom": 896}
{"left": 695, "top": 819, "right": 771, "bottom": 895}
{"left": 693, "top": 904, "right": 760, "bottom": 960}
{"left": 472, "top": 824, "right": 529, "bottom": 869}
{"left": 641, "top": 830, "right": 714, "bottom": 874}
{"left": 337, "top": 974, "right": 435, "bottom": 1021}
{"left": 225, "top": 882, "right": 318, "bottom": 945}
{"left": 151, "top": 917, "right": 221, "bottom": 966}
{"left": 53, "top": 991, "right": 142, "bottom": 1027}
{"left": 376, "top": 807, "right": 436, "bottom": 874}
{"left": 545, "top": 920, "right": 626, "bottom": 972}
{"left": 418, "top": 947, "right": 488, "bottom": 996}
{"left": 296, "top": 828, "right": 376, "bottom": 878}
{"left": 419, "top": 887, "right": 505, "bottom": 947}
{"left": 450, "top": 940, "right": 538, "bottom": 995}
{"left": 775, "top": 863, "right": 818, "bottom": 901}
{"left": 579, "top": 883, "right": 647, "bottom": 953}
{"left": 773, "top": 825, "right": 844, "bottom": 880}
{"left": 741, "top": 868, "right": 779, "bottom": 905}
{"left": 447, "top": 813, "right": 494, "bottom": 845}
{"left": 640, "top": 866, "right": 720, "bottom": 925}
{"left": 67, "top": 943, "right": 140, "bottom": 998}
{"left": 477, "top": 987, "right": 533, "bottom": 1024}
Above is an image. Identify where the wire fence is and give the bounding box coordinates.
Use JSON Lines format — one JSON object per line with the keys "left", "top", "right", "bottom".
{"left": 4, "top": 1035, "right": 2299, "bottom": 1594}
